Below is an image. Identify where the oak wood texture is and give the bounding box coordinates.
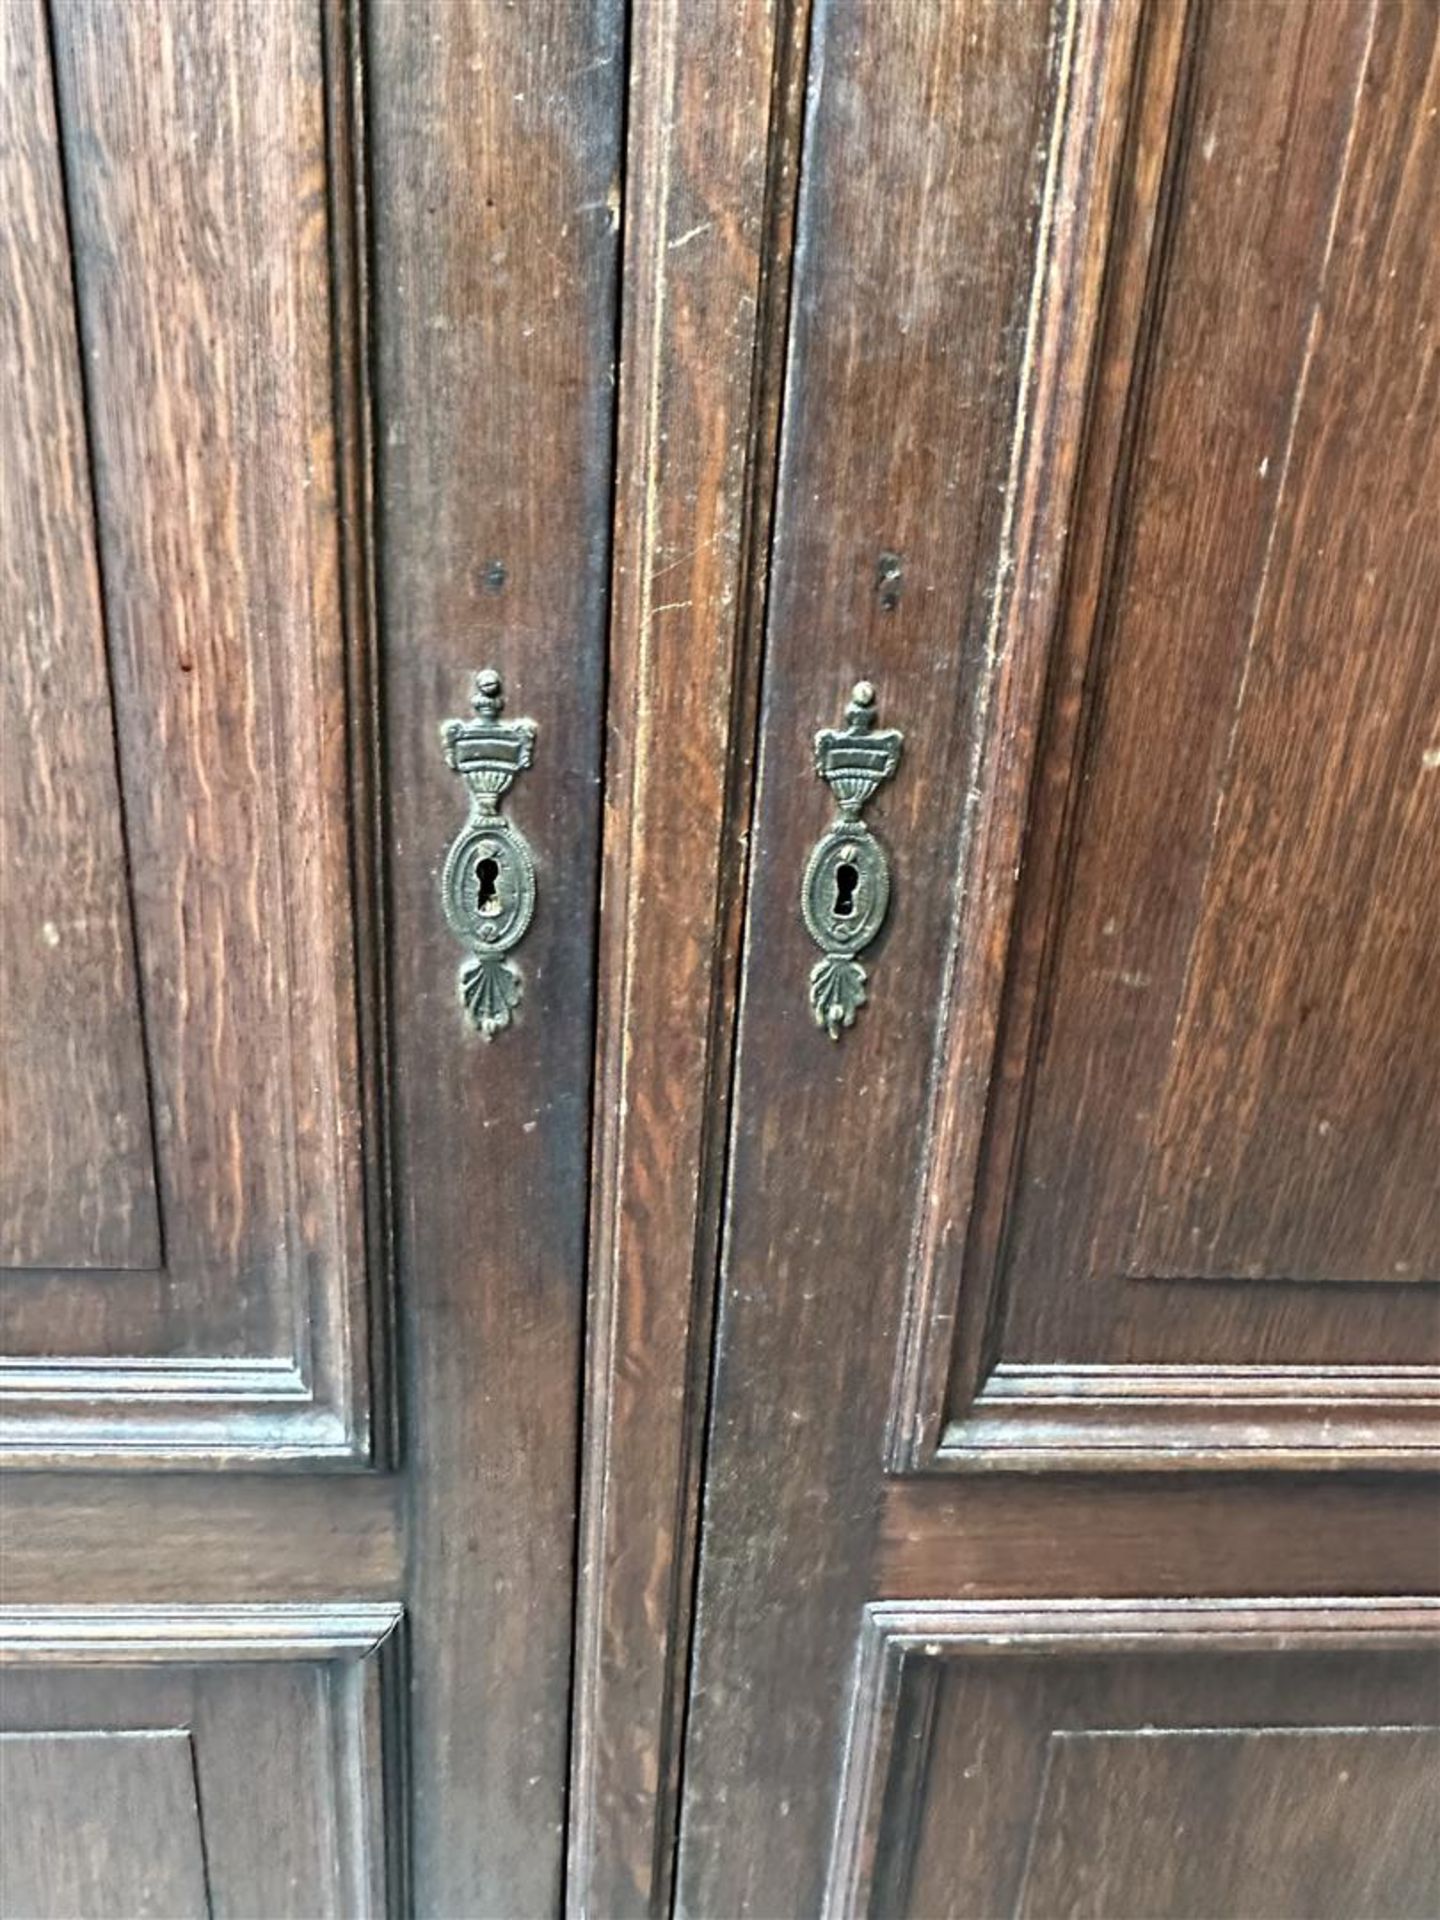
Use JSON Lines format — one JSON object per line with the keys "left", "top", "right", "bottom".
{"left": 569, "top": 0, "right": 808, "bottom": 1911}
{"left": 0, "top": 1604, "right": 402, "bottom": 1917}
{"left": 826, "top": 1600, "right": 1440, "bottom": 1919}
{"left": 5, "top": 0, "right": 617, "bottom": 1910}
{"left": 875, "top": 1475, "right": 1440, "bottom": 1603}
{"left": 1117, "top": 4, "right": 1440, "bottom": 1290}
{"left": 0, "top": 1472, "right": 401, "bottom": 1606}
{"left": 365, "top": 0, "right": 621, "bottom": 1908}
{"left": 8, "top": 0, "right": 1440, "bottom": 1909}
{"left": 0, "top": 1732, "right": 209, "bottom": 1919}
{"left": 1, "top": 0, "right": 381, "bottom": 1464}
{"left": 1016, "top": 1729, "right": 1437, "bottom": 1920}
{"left": 677, "top": 2, "right": 1145, "bottom": 1912}
{"left": 675, "top": 0, "right": 1440, "bottom": 1913}
{"left": 0, "top": 0, "right": 158, "bottom": 1276}
{"left": 909, "top": 0, "right": 1440, "bottom": 1469}
{"left": 890, "top": 0, "right": 1192, "bottom": 1469}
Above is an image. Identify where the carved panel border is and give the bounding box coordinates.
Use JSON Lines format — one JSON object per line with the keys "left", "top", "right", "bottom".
{"left": 885, "top": 0, "right": 1440, "bottom": 1474}
{"left": 824, "top": 1597, "right": 1440, "bottom": 1919}
{"left": 0, "top": 1601, "right": 406, "bottom": 1915}
{"left": 0, "top": 1600, "right": 403, "bottom": 1665}
{"left": 0, "top": 0, "right": 392, "bottom": 1469}
{"left": 877, "top": 0, "right": 1170, "bottom": 1472}
{"left": 935, "top": 1365, "right": 1440, "bottom": 1470}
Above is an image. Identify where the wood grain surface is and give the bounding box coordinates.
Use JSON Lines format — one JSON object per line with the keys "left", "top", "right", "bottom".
{"left": 44, "top": 0, "right": 364, "bottom": 1345}
{"left": 0, "top": 0, "right": 159, "bottom": 1276}
{"left": 829, "top": 1601, "right": 1440, "bottom": 1920}
{"left": 365, "top": 0, "right": 623, "bottom": 1908}
{"left": 4, "top": 2, "right": 1437, "bottom": 1911}
{"left": 677, "top": 1, "right": 1138, "bottom": 1910}
{"left": 569, "top": 0, "right": 807, "bottom": 1909}
{"left": 676, "top": 0, "right": 1438, "bottom": 1912}
{"left": 0, "top": 1732, "right": 209, "bottom": 1919}
{"left": 2, "top": 0, "right": 376, "bottom": 1465}
{"left": 0, "top": 1472, "right": 401, "bottom": 1605}
{"left": 996, "top": 0, "right": 1440, "bottom": 1368}
{"left": 0, "top": 1621, "right": 399, "bottom": 1917}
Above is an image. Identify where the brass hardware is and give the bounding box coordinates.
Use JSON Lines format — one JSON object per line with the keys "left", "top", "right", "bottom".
{"left": 802, "top": 681, "right": 903, "bottom": 1038}
{"left": 439, "top": 669, "right": 537, "bottom": 1038}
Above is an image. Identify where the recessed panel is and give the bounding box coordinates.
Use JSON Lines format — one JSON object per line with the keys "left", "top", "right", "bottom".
{"left": 0, "top": 0, "right": 381, "bottom": 1460}
{"left": 0, "top": 1, "right": 159, "bottom": 1276}
{"left": 831, "top": 1605, "right": 1440, "bottom": 1920}
{"left": 997, "top": 0, "right": 1440, "bottom": 1332}
{"left": 0, "top": 1606, "right": 401, "bottom": 1917}
{"left": 0, "top": 1732, "right": 207, "bottom": 1919}
{"left": 902, "top": 0, "right": 1440, "bottom": 1466}
{"left": 1016, "top": 1728, "right": 1440, "bottom": 1920}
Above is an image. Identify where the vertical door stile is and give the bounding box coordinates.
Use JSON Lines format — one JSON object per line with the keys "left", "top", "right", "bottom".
{"left": 571, "top": 0, "right": 811, "bottom": 1912}
{"left": 366, "top": 2, "right": 624, "bottom": 1910}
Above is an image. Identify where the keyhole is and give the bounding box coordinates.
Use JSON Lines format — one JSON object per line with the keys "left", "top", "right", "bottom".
{"left": 474, "top": 855, "right": 501, "bottom": 916}
{"left": 832, "top": 861, "right": 860, "bottom": 919}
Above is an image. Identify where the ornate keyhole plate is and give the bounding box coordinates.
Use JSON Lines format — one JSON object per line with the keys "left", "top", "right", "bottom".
{"left": 441, "top": 823, "right": 536, "bottom": 953}
{"left": 439, "top": 669, "right": 537, "bottom": 1038}
{"left": 802, "top": 828, "right": 890, "bottom": 956}
{"left": 801, "top": 681, "right": 903, "bottom": 1038}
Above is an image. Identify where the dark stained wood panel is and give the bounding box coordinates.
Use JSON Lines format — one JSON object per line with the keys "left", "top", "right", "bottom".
{"left": 852, "top": 0, "right": 1440, "bottom": 1465}
{"left": 365, "top": 0, "right": 622, "bottom": 1908}
{"left": 885, "top": 0, "right": 1196, "bottom": 1465}
{"left": 0, "top": 1472, "right": 402, "bottom": 1606}
{"left": 568, "top": 0, "right": 803, "bottom": 1907}
{"left": 44, "top": 0, "right": 364, "bottom": 1340}
{"left": 0, "top": 0, "right": 159, "bottom": 1274}
{"left": 875, "top": 1474, "right": 1440, "bottom": 1602}
{"left": 1014, "top": 1728, "right": 1440, "bottom": 1920}
{"left": 1128, "top": 6, "right": 1440, "bottom": 1285}
{"left": 829, "top": 1602, "right": 1440, "bottom": 1920}
{"left": 0, "top": 1732, "right": 208, "bottom": 1919}
{"left": 677, "top": 1, "right": 1146, "bottom": 1910}
{"left": 996, "top": 0, "right": 1440, "bottom": 1356}
{"left": 1, "top": 0, "right": 379, "bottom": 1462}
{"left": 0, "top": 1606, "right": 400, "bottom": 1917}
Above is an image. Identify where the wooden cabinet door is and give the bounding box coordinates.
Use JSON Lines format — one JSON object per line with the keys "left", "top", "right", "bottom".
{"left": 656, "top": 1, "right": 1439, "bottom": 1914}
{"left": 1, "top": 1, "right": 620, "bottom": 1911}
